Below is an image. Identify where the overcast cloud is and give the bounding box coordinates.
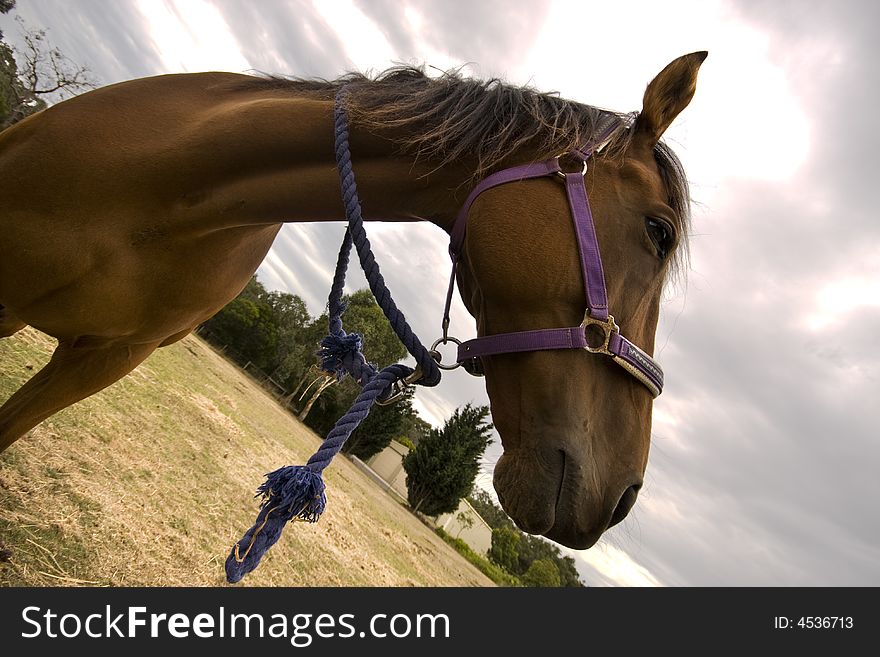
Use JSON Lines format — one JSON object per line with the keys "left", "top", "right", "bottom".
{"left": 2, "top": 0, "right": 877, "bottom": 586}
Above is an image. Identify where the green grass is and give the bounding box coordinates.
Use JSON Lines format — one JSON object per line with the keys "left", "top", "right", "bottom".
{"left": 0, "top": 328, "right": 494, "bottom": 587}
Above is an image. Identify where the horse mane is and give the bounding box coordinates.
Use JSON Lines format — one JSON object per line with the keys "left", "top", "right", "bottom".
{"left": 237, "top": 66, "right": 692, "bottom": 280}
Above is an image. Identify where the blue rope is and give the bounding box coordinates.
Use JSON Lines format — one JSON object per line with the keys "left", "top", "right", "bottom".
{"left": 225, "top": 89, "right": 441, "bottom": 583}
{"left": 323, "top": 91, "right": 441, "bottom": 388}
{"left": 318, "top": 228, "right": 378, "bottom": 386}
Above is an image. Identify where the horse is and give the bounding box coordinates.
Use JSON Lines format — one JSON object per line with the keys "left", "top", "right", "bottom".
{"left": 0, "top": 52, "right": 705, "bottom": 551}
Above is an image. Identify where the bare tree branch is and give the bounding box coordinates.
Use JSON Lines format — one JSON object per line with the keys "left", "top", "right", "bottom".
{"left": 15, "top": 18, "right": 95, "bottom": 98}
{"left": 1, "top": 16, "right": 97, "bottom": 129}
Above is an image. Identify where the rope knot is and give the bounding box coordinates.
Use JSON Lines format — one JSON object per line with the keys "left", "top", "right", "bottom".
{"left": 319, "top": 332, "right": 364, "bottom": 379}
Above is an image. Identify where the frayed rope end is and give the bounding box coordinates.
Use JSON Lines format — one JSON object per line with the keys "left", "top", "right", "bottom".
{"left": 225, "top": 465, "right": 326, "bottom": 584}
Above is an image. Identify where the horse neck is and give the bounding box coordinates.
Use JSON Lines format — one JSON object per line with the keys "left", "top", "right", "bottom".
{"left": 206, "top": 91, "right": 472, "bottom": 232}
{"left": 335, "top": 126, "right": 472, "bottom": 229}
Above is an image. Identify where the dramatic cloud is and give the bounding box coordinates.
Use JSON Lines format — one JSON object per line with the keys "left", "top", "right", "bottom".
{"left": 587, "top": 0, "right": 880, "bottom": 586}
{"left": 2, "top": 0, "right": 876, "bottom": 586}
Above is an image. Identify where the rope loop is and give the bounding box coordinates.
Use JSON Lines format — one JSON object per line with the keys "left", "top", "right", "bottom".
{"left": 324, "top": 89, "right": 442, "bottom": 393}
{"left": 226, "top": 88, "right": 445, "bottom": 583}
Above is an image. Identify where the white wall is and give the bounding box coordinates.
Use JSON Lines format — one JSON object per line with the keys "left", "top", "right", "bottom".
{"left": 367, "top": 443, "right": 494, "bottom": 557}
{"left": 437, "top": 498, "right": 493, "bottom": 556}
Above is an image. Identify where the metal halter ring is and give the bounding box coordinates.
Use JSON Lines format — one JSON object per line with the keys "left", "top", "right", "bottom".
{"left": 429, "top": 336, "right": 463, "bottom": 371}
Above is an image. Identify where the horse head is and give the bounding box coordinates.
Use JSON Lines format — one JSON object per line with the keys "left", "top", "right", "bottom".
{"left": 455, "top": 52, "right": 706, "bottom": 548}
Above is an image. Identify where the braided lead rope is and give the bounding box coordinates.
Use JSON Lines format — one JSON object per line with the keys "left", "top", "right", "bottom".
{"left": 318, "top": 227, "right": 379, "bottom": 386}
{"left": 328, "top": 89, "right": 441, "bottom": 388}
{"left": 225, "top": 89, "right": 443, "bottom": 583}
{"left": 225, "top": 366, "right": 410, "bottom": 583}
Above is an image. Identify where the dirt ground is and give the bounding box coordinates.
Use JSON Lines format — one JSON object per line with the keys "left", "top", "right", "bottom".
{"left": 0, "top": 328, "right": 494, "bottom": 587}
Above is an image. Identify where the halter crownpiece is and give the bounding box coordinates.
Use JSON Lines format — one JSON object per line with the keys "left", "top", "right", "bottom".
{"left": 437, "top": 113, "right": 665, "bottom": 398}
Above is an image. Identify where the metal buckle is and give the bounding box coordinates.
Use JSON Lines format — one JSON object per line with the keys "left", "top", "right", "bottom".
{"left": 581, "top": 313, "right": 619, "bottom": 355}
{"left": 375, "top": 365, "right": 424, "bottom": 407}
{"left": 555, "top": 153, "right": 588, "bottom": 179}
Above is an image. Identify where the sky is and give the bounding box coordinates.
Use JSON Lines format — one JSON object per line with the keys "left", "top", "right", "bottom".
{"left": 2, "top": 0, "right": 877, "bottom": 587}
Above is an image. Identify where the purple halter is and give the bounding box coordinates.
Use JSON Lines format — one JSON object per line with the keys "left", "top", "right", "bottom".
{"left": 437, "top": 117, "right": 664, "bottom": 397}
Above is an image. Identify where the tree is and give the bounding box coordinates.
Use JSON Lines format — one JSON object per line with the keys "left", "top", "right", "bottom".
{"left": 330, "top": 289, "right": 409, "bottom": 369}
{"left": 398, "top": 409, "right": 431, "bottom": 447}
{"left": 453, "top": 510, "right": 474, "bottom": 539}
{"left": 488, "top": 525, "right": 520, "bottom": 573}
{"left": 201, "top": 276, "right": 316, "bottom": 383}
{"left": 1, "top": 15, "right": 95, "bottom": 129}
{"left": 468, "top": 488, "right": 515, "bottom": 531}
{"left": 521, "top": 559, "right": 561, "bottom": 587}
{"left": 286, "top": 317, "right": 335, "bottom": 421}
{"left": 265, "top": 290, "right": 311, "bottom": 387}
{"left": 201, "top": 278, "right": 279, "bottom": 371}
{"left": 469, "top": 487, "right": 586, "bottom": 586}
{"left": 0, "top": 1, "right": 15, "bottom": 36}
{"left": 516, "top": 533, "right": 562, "bottom": 576}
{"left": 197, "top": 276, "right": 431, "bottom": 457}
{"left": 556, "top": 555, "right": 584, "bottom": 588}
{"left": 403, "top": 404, "right": 493, "bottom": 517}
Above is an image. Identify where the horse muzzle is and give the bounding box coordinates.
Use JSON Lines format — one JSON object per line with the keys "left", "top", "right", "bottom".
{"left": 493, "top": 446, "right": 642, "bottom": 550}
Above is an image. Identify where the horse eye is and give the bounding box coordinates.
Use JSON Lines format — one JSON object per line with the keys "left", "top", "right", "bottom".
{"left": 645, "top": 217, "right": 674, "bottom": 259}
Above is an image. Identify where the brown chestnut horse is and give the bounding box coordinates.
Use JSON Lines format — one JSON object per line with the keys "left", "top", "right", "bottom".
{"left": 0, "top": 52, "right": 705, "bottom": 549}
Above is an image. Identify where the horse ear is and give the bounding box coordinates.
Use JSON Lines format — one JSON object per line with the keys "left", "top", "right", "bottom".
{"left": 633, "top": 51, "right": 707, "bottom": 147}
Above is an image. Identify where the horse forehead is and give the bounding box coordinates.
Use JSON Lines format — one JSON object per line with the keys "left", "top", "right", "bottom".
{"left": 603, "top": 157, "right": 667, "bottom": 202}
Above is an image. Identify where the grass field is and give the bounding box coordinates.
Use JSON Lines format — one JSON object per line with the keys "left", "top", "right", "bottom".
{"left": 0, "top": 328, "right": 493, "bottom": 587}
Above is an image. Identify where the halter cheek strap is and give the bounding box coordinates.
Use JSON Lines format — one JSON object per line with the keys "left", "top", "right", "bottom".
{"left": 440, "top": 122, "right": 665, "bottom": 398}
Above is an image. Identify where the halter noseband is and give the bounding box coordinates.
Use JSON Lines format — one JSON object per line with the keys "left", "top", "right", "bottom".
{"left": 437, "top": 116, "right": 665, "bottom": 397}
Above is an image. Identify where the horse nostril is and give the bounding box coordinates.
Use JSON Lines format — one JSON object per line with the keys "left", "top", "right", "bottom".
{"left": 608, "top": 484, "right": 641, "bottom": 528}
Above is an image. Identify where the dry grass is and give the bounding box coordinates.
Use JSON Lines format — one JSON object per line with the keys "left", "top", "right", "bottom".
{"left": 0, "top": 328, "right": 493, "bottom": 587}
